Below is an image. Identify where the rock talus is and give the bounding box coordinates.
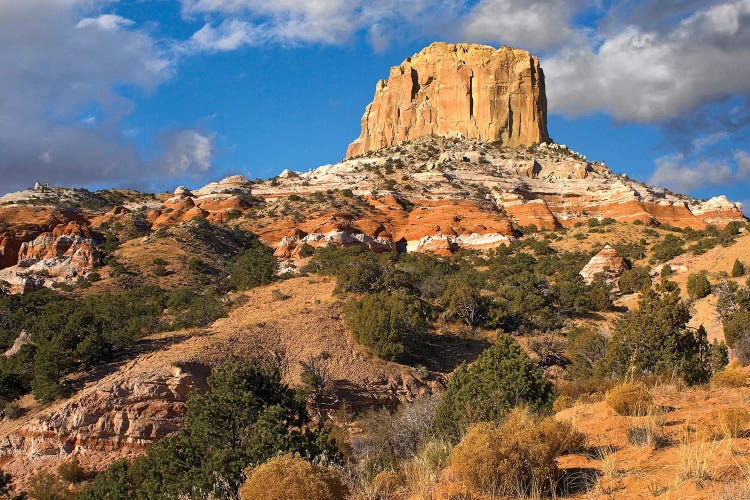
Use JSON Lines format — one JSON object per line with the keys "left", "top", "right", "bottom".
{"left": 346, "top": 42, "right": 549, "bottom": 158}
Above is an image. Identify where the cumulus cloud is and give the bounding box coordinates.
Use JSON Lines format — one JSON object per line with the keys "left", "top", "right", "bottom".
{"left": 0, "top": 0, "right": 215, "bottom": 194}
{"left": 180, "top": 0, "right": 469, "bottom": 51}
{"left": 649, "top": 153, "right": 742, "bottom": 192}
{"left": 158, "top": 130, "right": 215, "bottom": 176}
{"left": 462, "top": 0, "right": 576, "bottom": 51}
{"left": 544, "top": 0, "right": 750, "bottom": 122}
{"left": 736, "top": 150, "right": 750, "bottom": 178}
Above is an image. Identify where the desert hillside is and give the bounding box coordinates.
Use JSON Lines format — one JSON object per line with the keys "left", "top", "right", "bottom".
{"left": 0, "top": 42, "right": 748, "bottom": 499}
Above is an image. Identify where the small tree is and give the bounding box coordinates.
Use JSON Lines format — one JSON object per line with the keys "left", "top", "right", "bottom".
{"left": 442, "top": 271, "right": 489, "bottom": 332}
{"left": 724, "top": 309, "right": 750, "bottom": 347}
{"left": 344, "top": 291, "right": 427, "bottom": 361}
{"left": 434, "top": 335, "right": 556, "bottom": 440}
{"left": 79, "top": 358, "right": 336, "bottom": 498}
{"left": 618, "top": 266, "right": 652, "bottom": 294}
{"left": 687, "top": 272, "right": 711, "bottom": 299}
{"left": 732, "top": 259, "right": 746, "bottom": 278}
{"left": 601, "top": 289, "right": 712, "bottom": 384}
{"left": 228, "top": 241, "right": 278, "bottom": 290}
{"left": 566, "top": 327, "right": 607, "bottom": 379}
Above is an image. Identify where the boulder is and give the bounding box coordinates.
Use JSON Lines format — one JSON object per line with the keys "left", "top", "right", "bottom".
{"left": 580, "top": 244, "right": 628, "bottom": 284}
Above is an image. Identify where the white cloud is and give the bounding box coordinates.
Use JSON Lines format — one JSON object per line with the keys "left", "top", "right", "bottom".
{"left": 649, "top": 153, "right": 738, "bottom": 192}
{"left": 189, "top": 19, "right": 266, "bottom": 51}
{"left": 159, "top": 130, "right": 214, "bottom": 176}
{"left": 76, "top": 14, "right": 134, "bottom": 31}
{"left": 0, "top": 0, "right": 194, "bottom": 193}
{"left": 181, "top": 0, "right": 362, "bottom": 47}
{"left": 736, "top": 150, "right": 750, "bottom": 178}
{"left": 179, "top": 0, "right": 470, "bottom": 50}
{"left": 462, "top": 0, "right": 575, "bottom": 51}
{"left": 544, "top": 0, "right": 750, "bottom": 122}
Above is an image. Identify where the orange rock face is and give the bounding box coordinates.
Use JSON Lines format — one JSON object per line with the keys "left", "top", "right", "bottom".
{"left": 346, "top": 42, "right": 549, "bottom": 158}
{"left": 579, "top": 245, "right": 628, "bottom": 284}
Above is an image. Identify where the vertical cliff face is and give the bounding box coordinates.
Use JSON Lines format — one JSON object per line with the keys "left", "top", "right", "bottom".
{"left": 346, "top": 42, "right": 550, "bottom": 158}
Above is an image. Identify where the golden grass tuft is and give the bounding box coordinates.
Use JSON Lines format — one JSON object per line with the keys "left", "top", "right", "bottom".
{"left": 371, "top": 470, "right": 402, "bottom": 498}
{"left": 449, "top": 407, "right": 585, "bottom": 497}
{"left": 679, "top": 438, "right": 717, "bottom": 483}
{"left": 239, "top": 454, "right": 347, "bottom": 500}
{"left": 699, "top": 407, "right": 750, "bottom": 440}
{"left": 712, "top": 365, "right": 749, "bottom": 388}
{"left": 552, "top": 395, "right": 574, "bottom": 413}
{"left": 605, "top": 383, "right": 653, "bottom": 416}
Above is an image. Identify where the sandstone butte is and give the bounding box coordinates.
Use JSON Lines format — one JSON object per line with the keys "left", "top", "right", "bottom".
{"left": 346, "top": 42, "right": 550, "bottom": 158}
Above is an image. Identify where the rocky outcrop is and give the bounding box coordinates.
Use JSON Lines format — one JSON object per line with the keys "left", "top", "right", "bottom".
{"left": 0, "top": 365, "right": 207, "bottom": 462}
{"left": 3, "top": 330, "right": 31, "bottom": 357}
{"left": 580, "top": 245, "right": 628, "bottom": 284}
{"left": 0, "top": 214, "right": 100, "bottom": 294}
{"left": 346, "top": 42, "right": 549, "bottom": 158}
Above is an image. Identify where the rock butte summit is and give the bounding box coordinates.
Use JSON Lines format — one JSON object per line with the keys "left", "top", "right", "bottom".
{"left": 346, "top": 42, "right": 549, "bottom": 158}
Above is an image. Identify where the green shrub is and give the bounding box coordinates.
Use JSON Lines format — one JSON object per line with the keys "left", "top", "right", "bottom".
{"left": 724, "top": 309, "right": 750, "bottom": 347}
{"left": 661, "top": 264, "right": 673, "bottom": 278}
{"left": 304, "top": 246, "right": 368, "bottom": 275}
{"left": 652, "top": 234, "right": 685, "bottom": 261}
{"left": 79, "top": 359, "right": 336, "bottom": 498}
{"left": 710, "top": 340, "right": 729, "bottom": 373}
{"left": 434, "top": 335, "right": 556, "bottom": 439}
{"left": 601, "top": 290, "right": 712, "bottom": 384}
{"left": 335, "top": 256, "right": 409, "bottom": 294}
{"left": 344, "top": 291, "right": 427, "bottom": 361}
{"left": 228, "top": 241, "right": 277, "bottom": 290}
{"left": 166, "top": 289, "right": 225, "bottom": 329}
{"left": 732, "top": 259, "right": 746, "bottom": 278}
{"left": 618, "top": 266, "right": 652, "bottom": 294}
{"left": 58, "top": 457, "right": 85, "bottom": 483}
{"left": 152, "top": 263, "right": 168, "bottom": 276}
{"left": 298, "top": 243, "right": 316, "bottom": 258}
{"left": 687, "top": 272, "right": 711, "bottom": 299}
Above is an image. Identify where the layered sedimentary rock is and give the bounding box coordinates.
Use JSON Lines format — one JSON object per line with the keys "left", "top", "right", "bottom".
{"left": 346, "top": 42, "right": 549, "bottom": 157}
{"left": 0, "top": 365, "right": 205, "bottom": 462}
{"left": 580, "top": 245, "right": 628, "bottom": 284}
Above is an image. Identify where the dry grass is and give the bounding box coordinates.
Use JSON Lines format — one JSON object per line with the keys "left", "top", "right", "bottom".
{"left": 449, "top": 407, "right": 584, "bottom": 497}
{"left": 679, "top": 438, "right": 717, "bottom": 483}
{"left": 699, "top": 407, "right": 750, "bottom": 440}
{"left": 713, "top": 365, "right": 750, "bottom": 388}
{"left": 605, "top": 383, "right": 653, "bottom": 416}
{"left": 239, "top": 454, "right": 347, "bottom": 500}
{"left": 370, "top": 470, "right": 401, "bottom": 498}
{"left": 626, "top": 414, "right": 671, "bottom": 449}
{"left": 397, "top": 439, "right": 452, "bottom": 499}
{"left": 552, "top": 395, "right": 574, "bottom": 413}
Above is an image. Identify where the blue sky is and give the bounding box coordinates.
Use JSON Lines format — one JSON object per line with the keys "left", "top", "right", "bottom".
{"left": 2, "top": 1, "right": 749, "bottom": 213}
